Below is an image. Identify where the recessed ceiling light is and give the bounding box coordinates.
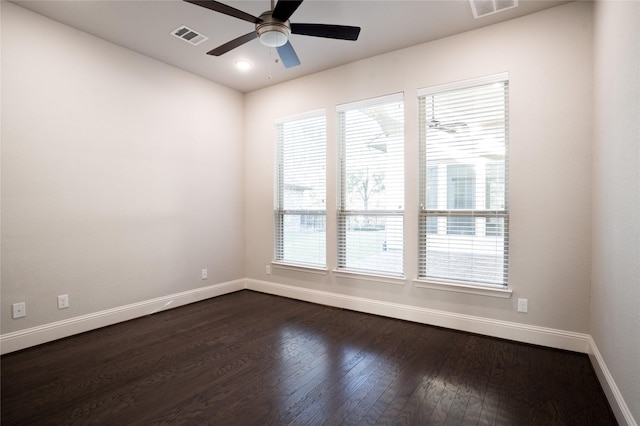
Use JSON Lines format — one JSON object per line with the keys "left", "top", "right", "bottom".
{"left": 234, "top": 59, "right": 253, "bottom": 72}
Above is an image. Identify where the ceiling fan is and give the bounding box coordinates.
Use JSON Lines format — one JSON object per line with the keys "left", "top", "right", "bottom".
{"left": 427, "top": 97, "right": 467, "bottom": 134}
{"left": 428, "top": 119, "right": 468, "bottom": 134}
{"left": 184, "top": 0, "right": 361, "bottom": 68}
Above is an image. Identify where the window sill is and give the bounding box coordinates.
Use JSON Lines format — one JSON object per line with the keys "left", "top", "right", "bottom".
{"left": 413, "top": 278, "right": 512, "bottom": 298}
{"left": 271, "top": 262, "right": 328, "bottom": 275}
{"left": 333, "top": 269, "right": 406, "bottom": 286}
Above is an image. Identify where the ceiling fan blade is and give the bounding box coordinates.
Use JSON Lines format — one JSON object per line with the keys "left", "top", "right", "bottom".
{"left": 290, "top": 23, "right": 361, "bottom": 41}
{"left": 272, "top": 0, "right": 303, "bottom": 22}
{"left": 207, "top": 31, "right": 257, "bottom": 56}
{"left": 183, "top": 0, "right": 260, "bottom": 24}
{"left": 277, "top": 41, "right": 301, "bottom": 68}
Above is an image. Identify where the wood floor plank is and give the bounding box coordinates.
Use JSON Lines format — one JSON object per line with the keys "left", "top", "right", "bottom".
{"left": 1, "top": 290, "right": 617, "bottom": 425}
{"left": 317, "top": 319, "right": 427, "bottom": 425}
{"left": 371, "top": 325, "right": 447, "bottom": 425}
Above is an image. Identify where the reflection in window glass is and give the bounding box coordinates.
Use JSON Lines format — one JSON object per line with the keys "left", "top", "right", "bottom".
{"left": 338, "top": 94, "right": 404, "bottom": 276}
{"left": 275, "top": 112, "right": 326, "bottom": 267}
{"left": 418, "top": 75, "right": 509, "bottom": 286}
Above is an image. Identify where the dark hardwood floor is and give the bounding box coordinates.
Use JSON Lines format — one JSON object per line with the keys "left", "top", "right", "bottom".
{"left": 2, "top": 290, "right": 616, "bottom": 425}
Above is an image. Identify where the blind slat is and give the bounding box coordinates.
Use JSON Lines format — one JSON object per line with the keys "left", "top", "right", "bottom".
{"left": 338, "top": 94, "right": 404, "bottom": 276}
{"left": 275, "top": 112, "right": 326, "bottom": 267}
{"left": 418, "top": 76, "right": 509, "bottom": 286}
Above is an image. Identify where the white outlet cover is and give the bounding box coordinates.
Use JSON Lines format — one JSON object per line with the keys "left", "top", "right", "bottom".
{"left": 12, "top": 302, "right": 26, "bottom": 318}
{"left": 58, "top": 294, "right": 69, "bottom": 309}
{"left": 517, "top": 298, "right": 528, "bottom": 313}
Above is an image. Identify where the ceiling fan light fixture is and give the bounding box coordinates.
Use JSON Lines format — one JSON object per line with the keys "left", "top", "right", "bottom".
{"left": 259, "top": 29, "right": 289, "bottom": 47}
{"left": 256, "top": 11, "right": 291, "bottom": 48}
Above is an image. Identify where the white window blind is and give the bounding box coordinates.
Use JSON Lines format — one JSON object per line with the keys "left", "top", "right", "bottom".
{"left": 418, "top": 74, "right": 509, "bottom": 287}
{"left": 275, "top": 111, "right": 326, "bottom": 267}
{"left": 337, "top": 93, "right": 404, "bottom": 276}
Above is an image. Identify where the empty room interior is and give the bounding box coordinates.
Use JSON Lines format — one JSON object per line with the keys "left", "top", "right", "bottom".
{"left": 1, "top": 0, "right": 639, "bottom": 424}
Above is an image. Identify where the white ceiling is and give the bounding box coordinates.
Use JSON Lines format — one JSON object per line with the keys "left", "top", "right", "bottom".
{"left": 13, "top": 0, "right": 569, "bottom": 93}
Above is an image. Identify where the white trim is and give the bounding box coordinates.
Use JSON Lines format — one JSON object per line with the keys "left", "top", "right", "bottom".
{"left": 271, "top": 261, "right": 328, "bottom": 275}
{"left": 245, "top": 279, "right": 589, "bottom": 353}
{"left": 274, "top": 108, "right": 326, "bottom": 124}
{"left": 413, "top": 278, "right": 512, "bottom": 298}
{"left": 0, "top": 279, "right": 245, "bottom": 355}
{"left": 334, "top": 269, "right": 406, "bottom": 286}
{"left": 588, "top": 337, "right": 638, "bottom": 426}
{"left": 336, "top": 92, "right": 404, "bottom": 112}
{"left": 417, "top": 72, "right": 509, "bottom": 97}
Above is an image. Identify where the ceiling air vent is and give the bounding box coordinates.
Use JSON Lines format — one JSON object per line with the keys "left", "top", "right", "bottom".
{"left": 470, "top": 0, "right": 518, "bottom": 18}
{"left": 171, "top": 25, "right": 209, "bottom": 46}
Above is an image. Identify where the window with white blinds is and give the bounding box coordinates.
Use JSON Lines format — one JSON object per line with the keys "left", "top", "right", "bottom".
{"left": 418, "top": 74, "right": 509, "bottom": 287}
{"left": 275, "top": 111, "right": 326, "bottom": 267}
{"left": 337, "top": 93, "right": 404, "bottom": 276}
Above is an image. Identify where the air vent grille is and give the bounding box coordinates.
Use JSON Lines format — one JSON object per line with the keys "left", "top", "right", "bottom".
{"left": 470, "top": 0, "right": 518, "bottom": 18}
{"left": 171, "top": 25, "right": 209, "bottom": 46}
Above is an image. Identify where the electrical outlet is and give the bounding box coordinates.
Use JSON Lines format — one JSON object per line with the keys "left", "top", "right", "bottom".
{"left": 517, "top": 298, "right": 528, "bottom": 313}
{"left": 201, "top": 269, "right": 208, "bottom": 280}
{"left": 58, "top": 294, "right": 69, "bottom": 309}
{"left": 12, "top": 302, "right": 26, "bottom": 319}
{"left": 266, "top": 265, "right": 271, "bottom": 275}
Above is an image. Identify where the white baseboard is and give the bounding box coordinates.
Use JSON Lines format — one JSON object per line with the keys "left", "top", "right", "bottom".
{"left": 245, "top": 279, "right": 590, "bottom": 353}
{"left": 0, "top": 279, "right": 245, "bottom": 355}
{"left": 247, "top": 279, "right": 639, "bottom": 424}
{"left": 588, "top": 337, "right": 638, "bottom": 426}
{"left": 3, "top": 278, "right": 633, "bottom": 426}
{"left": 1, "top": 278, "right": 589, "bottom": 355}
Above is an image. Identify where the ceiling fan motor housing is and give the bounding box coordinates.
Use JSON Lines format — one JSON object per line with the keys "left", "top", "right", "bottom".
{"left": 256, "top": 11, "right": 291, "bottom": 47}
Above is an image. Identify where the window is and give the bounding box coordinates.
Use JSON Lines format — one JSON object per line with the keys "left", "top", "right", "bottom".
{"left": 447, "top": 163, "right": 476, "bottom": 235}
{"left": 418, "top": 74, "right": 509, "bottom": 287}
{"left": 337, "top": 94, "right": 404, "bottom": 276}
{"left": 275, "top": 111, "right": 326, "bottom": 267}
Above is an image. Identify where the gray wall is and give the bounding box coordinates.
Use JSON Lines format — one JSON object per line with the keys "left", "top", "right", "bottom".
{"left": 1, "top": 2, "right": 245, "bottom": 333}
{"left": 244, "top": 2, "right": 594, "bottom": 333}
{"left": 592, "top": 0, "right": 640, "bottom": 422}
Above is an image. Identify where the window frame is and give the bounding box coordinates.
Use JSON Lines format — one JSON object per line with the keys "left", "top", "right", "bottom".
{"left": 274, "top": 110, "right": 327, "bottom": 269}
{"left": 336, "top": 93, "right": 405, "bottom": 277}
{"left": 417, "top": 73, "right": 510, "bottom": 289}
